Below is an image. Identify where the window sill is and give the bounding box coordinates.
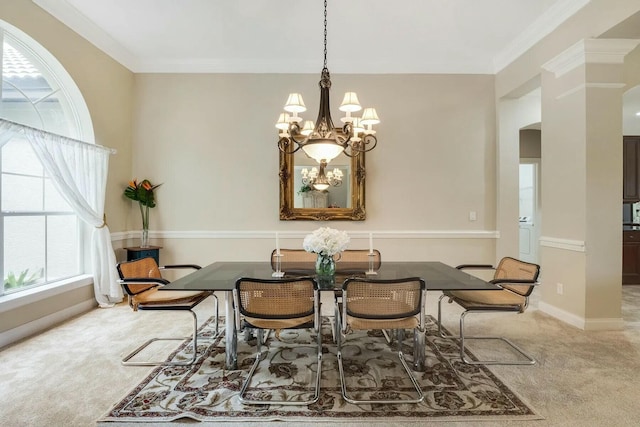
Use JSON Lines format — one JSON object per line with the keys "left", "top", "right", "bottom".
{"left": 0, "top": 275, "right": 93, "bottom": 313}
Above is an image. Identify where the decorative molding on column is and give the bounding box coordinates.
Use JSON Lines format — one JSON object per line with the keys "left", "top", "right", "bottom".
{"left": 556, "top": 82, "right": 626, "bottom": 100}
{"left": 543, "top": 38, "right": 640, "bottom": 78}
{"left": 540, "top": 236, "right": 585, "bottom": 252}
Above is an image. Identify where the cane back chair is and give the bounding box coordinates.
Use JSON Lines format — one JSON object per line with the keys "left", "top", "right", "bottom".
{"left": 271, "top": 248, "right": 382, "bottom": 342}
{"left": 234, "top": 277, "right": 322, "bottom": 405}
{"left": 117, "top": 257, "right": 218, "bottom": 366}
{"left": 337, "top": 277, "right": 426, "bottom": 404}
{"left": 437, "top": 256, "right": 540, "bottom": 365}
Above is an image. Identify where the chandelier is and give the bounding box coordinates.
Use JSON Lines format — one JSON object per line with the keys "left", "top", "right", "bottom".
{"left": 275, "top": 0, "right": 379, "bottom": 164}
{"left": 301, "top": 159, "right": 343, "bottom": 191}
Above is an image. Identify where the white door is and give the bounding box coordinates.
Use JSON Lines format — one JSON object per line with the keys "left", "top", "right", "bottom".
{"left": 519, "top": 161, "right": 540, "bottom": 263}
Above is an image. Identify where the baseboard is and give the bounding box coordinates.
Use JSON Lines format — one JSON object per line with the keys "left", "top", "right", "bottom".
{"left": 538, "top": 301, "right": 624, "bottom": 331}
{"left": 582, "top": 316, "right": 624, "bottom": 331}
{"left": 0, "top": 299, "right": 96, "bottom": 349}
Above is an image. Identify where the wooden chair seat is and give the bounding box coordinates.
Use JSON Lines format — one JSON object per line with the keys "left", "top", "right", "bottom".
{"left": 445, "top": 289, "right": 526, "bottom": 312}
{"left": 346, "top": 315, "right": 419, "bottom": 330}
{"left": 243, "top": 314, "right": 315, "bottom": 330}
{"left": 131, "top": 288, "right": 210, "bottom": 310}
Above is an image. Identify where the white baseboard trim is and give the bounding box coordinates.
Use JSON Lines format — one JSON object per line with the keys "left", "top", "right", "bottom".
{"left": 538, "top": 301, "right": 623, "bottom": 330}
{"left": 583, "top": 317, "right": 625, "bottom": 331}
{"left": 0, "top": 299, "right": 96, "bottom": 350}
{"left": 111, "top": 229, "right": 500, "bottom": 242}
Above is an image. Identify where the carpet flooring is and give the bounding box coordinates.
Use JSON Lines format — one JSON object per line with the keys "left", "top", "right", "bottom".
{"left": 99, "top": 316, "right": 541, "bottom": 424}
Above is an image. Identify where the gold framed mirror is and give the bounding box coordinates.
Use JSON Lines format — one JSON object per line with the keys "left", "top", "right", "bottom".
{"left": 279, "top": 149, "right": 366, "bottom": 220}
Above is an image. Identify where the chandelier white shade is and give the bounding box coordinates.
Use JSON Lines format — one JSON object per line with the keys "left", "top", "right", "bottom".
{"left": 284, "top": 93, "right": 306, "bottom": 113}
{"left": 276, "top": 0, "right": 379, "bottom": 164}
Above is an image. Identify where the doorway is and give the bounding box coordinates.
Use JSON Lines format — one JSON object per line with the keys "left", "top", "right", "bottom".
{"left": 519, "top": 160, "right": 540, "bottom": 264}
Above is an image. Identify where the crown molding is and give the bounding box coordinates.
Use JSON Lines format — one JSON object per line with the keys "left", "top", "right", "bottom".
{"left": 33, "top": 0, "right": 139, "bottom": 71}
{"left": 555, "top": 82, "right": 626, "bottom": 100}
{"left": 127, "top": 57, "right": 496, "bottom": 75}
{"left": 493, "top": 0, "right": 590, "bottom": 72}
{"left": 543, "top": 38, "right": 640, "bottom": 77}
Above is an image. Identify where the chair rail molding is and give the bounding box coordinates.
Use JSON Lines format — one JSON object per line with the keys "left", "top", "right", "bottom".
{"left": 111, "top": 230, "right": 500, "bottom": 241}
{"left": 539, "top": 236, "right": 585, "bottom": 252}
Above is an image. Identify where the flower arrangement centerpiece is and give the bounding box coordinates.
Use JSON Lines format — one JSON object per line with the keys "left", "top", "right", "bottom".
{"left": 124, "top": 179, "right": 162, "bottom": 248}
{"left": 303, "top": 227, "right": 350, "bottom": 279}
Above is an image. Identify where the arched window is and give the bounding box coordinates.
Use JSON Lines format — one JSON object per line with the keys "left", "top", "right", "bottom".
{"left": 1, "top": 20, "right": 94, "bottom": 295}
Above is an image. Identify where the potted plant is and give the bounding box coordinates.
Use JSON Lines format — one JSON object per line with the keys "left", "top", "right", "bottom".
{"left": 124, "top": 179, "right": 161, "bottom": 248}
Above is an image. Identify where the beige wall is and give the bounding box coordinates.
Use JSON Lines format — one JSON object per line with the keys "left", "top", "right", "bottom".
{"left": 0, "top": 0, "right": 134, "bottom": 338}
{"left": 130, "top": 73, "right": 498, "bottom": 266}
{"left": 625, "top": 45, "right": 640, "bottom": 88}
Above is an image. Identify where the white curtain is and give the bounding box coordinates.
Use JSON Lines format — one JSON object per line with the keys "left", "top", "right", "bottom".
{"left": 0, "top": 118, "right": 122, "bottom": 306}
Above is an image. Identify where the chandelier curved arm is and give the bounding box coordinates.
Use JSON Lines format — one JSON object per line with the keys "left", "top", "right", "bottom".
{"left": 277, "top": 135, "right": 302, "bottom": 154}
{"left": 278, "top": 120, "right": 316, "bottom": 154}
{"left": 343, "top": 133, "right": 377, "bottom": 157}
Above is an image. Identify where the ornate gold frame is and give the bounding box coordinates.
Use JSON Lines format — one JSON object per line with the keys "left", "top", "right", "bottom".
{"left": 279, "top": 150, "right": 366, "bottom": 221}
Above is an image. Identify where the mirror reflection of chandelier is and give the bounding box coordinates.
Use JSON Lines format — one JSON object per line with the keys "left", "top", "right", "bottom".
{"left": 302, "top": 159, "right": 343, "bottom": 191}
{"left": 275, "top": 0, "right": 379, "bottom": 164}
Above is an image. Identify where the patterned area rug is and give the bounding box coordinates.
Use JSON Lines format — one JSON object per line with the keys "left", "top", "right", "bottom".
{"left": 100, "top": 317, "right": 541, "bottom": 423}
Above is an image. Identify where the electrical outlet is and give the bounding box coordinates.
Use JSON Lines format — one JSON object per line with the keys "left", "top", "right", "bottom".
{"left": 469, "top": 211, "right": 477, "bottom": 221}
{"left": 556, "top": 283, "right": 564, "bottom": 295}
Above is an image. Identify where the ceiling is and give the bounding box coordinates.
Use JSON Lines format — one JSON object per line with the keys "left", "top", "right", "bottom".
{"left": 32, "top": 0, "right": 590, "bottom": 74}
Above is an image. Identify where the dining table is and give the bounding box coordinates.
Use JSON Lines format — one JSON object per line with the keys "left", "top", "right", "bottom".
{"left": 160, "top": 261, "right": 500, "bottom": 371}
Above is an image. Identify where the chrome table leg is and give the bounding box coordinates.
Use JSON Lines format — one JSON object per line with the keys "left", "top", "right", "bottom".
{"left": 413, "top": 329, "right": 426, "bottom": 371}
{"left": 225, "top": 290, "right": 237, "bottom": 369}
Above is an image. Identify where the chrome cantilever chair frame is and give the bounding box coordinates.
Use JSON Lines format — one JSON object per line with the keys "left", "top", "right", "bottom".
{"left": 234, "top": 277, "right": 322, "bottom": 406}
{"left": 337, "top": 277, "right": 426, "bottom": 404}
{"left": 437, "top": 257, "right": 540, "bottom": 365}
{"left": 117, "top": 258, "right": 218, "bottom": 367}
{"left": 159, "top": 264, "right": 219, "bottom": 336}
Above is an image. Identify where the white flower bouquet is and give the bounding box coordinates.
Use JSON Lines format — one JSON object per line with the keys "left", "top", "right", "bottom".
{"left": 303, "top": 227, "right": 350, "bottom": 256}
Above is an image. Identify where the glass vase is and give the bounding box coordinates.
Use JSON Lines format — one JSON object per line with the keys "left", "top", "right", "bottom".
{"left": 315, "top": 253, "right": 336, "bottom": 279}
{"left": 139, "top": 203, "right": 150, "bottom": 248}
{"left": 140, "top": 228, "right": 149, "bottom": 248}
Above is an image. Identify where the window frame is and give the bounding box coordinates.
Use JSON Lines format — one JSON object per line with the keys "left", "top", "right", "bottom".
{"left": 0, "top": 20, "right": 94, "bottom": 298}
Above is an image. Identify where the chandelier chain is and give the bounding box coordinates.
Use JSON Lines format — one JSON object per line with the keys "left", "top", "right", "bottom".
{"left": 323, "top": 0, "right": 328, "bottom": 70}
{"left": 275, "top": 0, "right": 379, "bottom": 161}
